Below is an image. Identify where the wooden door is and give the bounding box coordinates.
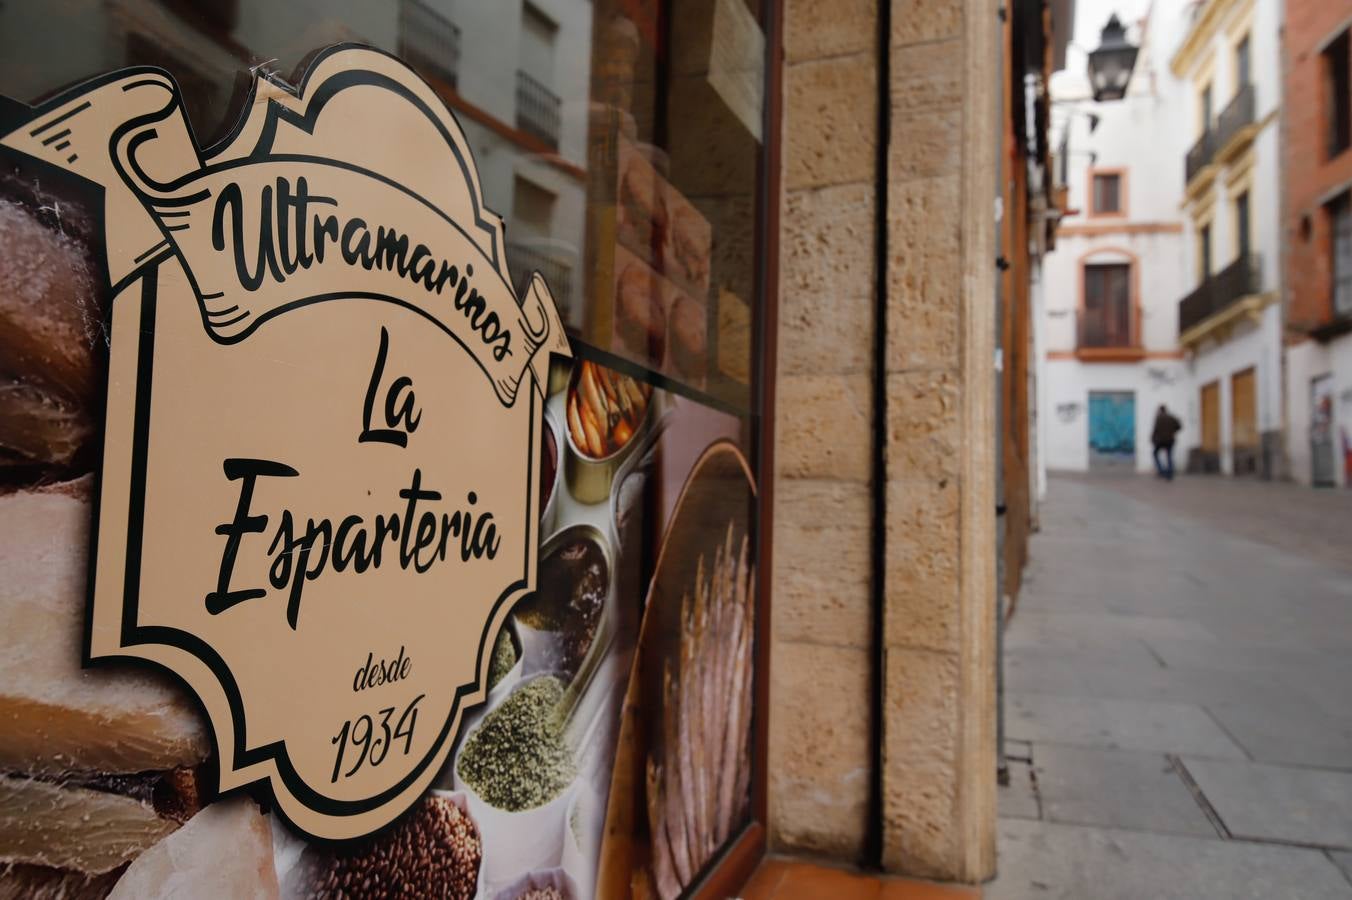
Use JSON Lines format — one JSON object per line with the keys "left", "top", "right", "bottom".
{"left": 1231, "top": 368, "right": 1257, "bottom": 448}
{"left": 1201, "top": 381, "right": 1221, "bottom": 451}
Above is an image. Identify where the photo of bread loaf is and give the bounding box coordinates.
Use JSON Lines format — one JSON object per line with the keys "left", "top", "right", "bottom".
{"left": 0, "top": 176, "right": 106, "bottom": 482}
{"left": 0, "top": 171, "right": 200, "bottom": 896}
{"left": 0, "top": 482, "right": 210, "bottom": 894}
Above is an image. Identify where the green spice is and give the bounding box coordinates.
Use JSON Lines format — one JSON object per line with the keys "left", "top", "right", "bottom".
{"left": 488, "top": 628, "right": 517, "bottom": 689}
{"left": 458, "top": 676, "right": 576, "bottom": 811}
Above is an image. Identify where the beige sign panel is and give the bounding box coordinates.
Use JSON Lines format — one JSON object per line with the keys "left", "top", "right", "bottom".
{"left": 0, "top": 46, "right": 569, "bottom": 840}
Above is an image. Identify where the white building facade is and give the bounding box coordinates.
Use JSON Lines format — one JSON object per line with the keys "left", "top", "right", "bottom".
{"left": 1039, "top": 0, "right": 1283, "bottom": 478}
{"left": 1041, "top": 0, "right": 1191, "bottom": 476}
{"left": 1169, "top": 0, "right": 1284, "bottom": 477}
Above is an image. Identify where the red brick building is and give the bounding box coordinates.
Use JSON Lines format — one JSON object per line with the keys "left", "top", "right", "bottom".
{"left": 1282, "top": 0, "right": 1352, "bottom": 486}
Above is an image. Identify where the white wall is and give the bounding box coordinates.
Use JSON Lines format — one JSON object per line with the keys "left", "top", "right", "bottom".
{"left": 1043, "top": 358, "right": 1191, "bottom": 472}
{"left": 1041, "top": 0, "right": 1192, "bottom": 473}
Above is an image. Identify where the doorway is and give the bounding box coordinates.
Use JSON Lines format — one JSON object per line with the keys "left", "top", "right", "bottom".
{"left": 1311, "top": 374, "right": 1336, "bottom": 487}
{"left": 1231, "top": 367, "right": 1258, "bottom": 475}
{"left": 1088, "top": 390, "right": 1136, "bottom": 468}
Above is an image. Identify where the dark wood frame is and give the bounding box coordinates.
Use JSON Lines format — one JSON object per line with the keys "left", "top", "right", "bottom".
{"left": 688, "top": 0, "right": 782, "bottom": 895}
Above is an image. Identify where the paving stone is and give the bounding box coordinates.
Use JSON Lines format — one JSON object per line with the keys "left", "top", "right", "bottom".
{"left": 1032, "top": 745, "right": 1216, "bottom": 837}
{"left": 1181, "top": 758, "right": 1352, "bottom": 849}
{"left": 989, "top": 818, "right": 1352, "bottom": 900}
{"left": 1201, "top": 699, "right": 1352, "bottom": 770}
{"left": 1006, "top": 692, "right": 1247, "bottom": 759}
{"left": 998, "top": 759, "right": 1039, "bottom": 821}
{"left": 1329, "top": 851, "right": 1352, "bottom": 886}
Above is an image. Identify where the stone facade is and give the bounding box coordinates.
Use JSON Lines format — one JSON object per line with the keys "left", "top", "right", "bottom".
{"left": 768, "top": 0, "right": 998, "bottom": 882}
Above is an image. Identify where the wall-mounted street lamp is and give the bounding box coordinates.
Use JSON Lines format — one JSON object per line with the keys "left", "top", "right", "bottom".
{"left": 1087, "top": 15, "right": 1139, "bottom": 102}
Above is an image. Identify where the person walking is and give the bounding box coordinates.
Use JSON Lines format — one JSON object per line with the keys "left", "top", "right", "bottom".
{"left": 1151, "top": 404, "right": 1182, "bottom": 480}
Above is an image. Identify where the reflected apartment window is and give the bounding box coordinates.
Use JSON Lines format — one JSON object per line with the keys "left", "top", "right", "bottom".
{"left": 1082, "top": 262, "right": 1132, "bottom": 348}
{"left": 1325, "top": 29, "right": 1351, "bottom": 158}
{"left": 398, "top": 0, "right": 462, "bottom": 89}
{"left": 517, "top": 2, "right": 561, "bottom": 149}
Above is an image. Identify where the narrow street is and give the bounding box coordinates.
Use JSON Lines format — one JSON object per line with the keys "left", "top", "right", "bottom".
{"left": 991, "top": 474, "right": 1352, "bottom": 899}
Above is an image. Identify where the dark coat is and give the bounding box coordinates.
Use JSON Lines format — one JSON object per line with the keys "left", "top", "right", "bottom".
{"left": 1152, "top": 411, "right": 1182, "bottom": 447}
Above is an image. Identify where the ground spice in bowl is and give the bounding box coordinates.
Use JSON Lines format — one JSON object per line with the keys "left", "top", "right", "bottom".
{"left": 457, "top": 676, "right": 576, "bottom": 811}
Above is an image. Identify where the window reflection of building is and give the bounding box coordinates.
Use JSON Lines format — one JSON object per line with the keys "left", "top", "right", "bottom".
{"left": 398, "top": 0, "right": 462, "bottom": 89}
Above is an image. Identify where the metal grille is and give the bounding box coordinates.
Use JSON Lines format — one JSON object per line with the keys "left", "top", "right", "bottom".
{"left": 398, "top": 0, "right": 461, "bottom": 89}
{"left": 516, "top": 69, "right": 562, "bottom": 150}
{"left": 1185, "top": 129, "right": 1216, "bottom": 185}
{"left": 1216, "top": 82, "right": 1255, "bottom": 149}
{"left": 1178, "top": 251, "right": 1262, "bottom": 334}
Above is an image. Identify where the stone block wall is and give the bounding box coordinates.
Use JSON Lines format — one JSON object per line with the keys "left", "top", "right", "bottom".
{"left": 767, "top": 0, "right": 878, "bottom": 859}
{"left": 768, "top": 0, "right": 998, "bottom": 882}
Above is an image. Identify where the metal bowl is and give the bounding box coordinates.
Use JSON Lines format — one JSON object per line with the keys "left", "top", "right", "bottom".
{"left": 562, "top": 362, "right": 654, "bottom": 504}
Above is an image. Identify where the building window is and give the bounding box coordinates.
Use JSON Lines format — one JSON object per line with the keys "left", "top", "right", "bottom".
{"left": 1091, "top": 171, "right": 1122, "bottom": 215}
{"left": 1234, "top": 35, "right": 1250, "bottom": 89}
{"left": 1081, "top": 262, "right": 1133, "bottom": 348}
{"left": 1331, "top": 191, "right": 1352, "bottom": 318}
{"left": 1325, "top": 29, "right": 1351, "bottom": 159}
{"left": 1235, "top": 191, "right": 1250, "bottom": 259}
{"left": 1200, "top": 81, "right": 1213, "bottom": 134}
{"left": 1199, "top": 222, "right": 1212, "bottom": 282}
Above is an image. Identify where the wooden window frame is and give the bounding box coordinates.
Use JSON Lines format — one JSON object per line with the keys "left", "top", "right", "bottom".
{"left": 1323, "top": 28, "right": 1352, "bottom": 161}
{"left": 1075, "top": 247, "right": 1142, "bottom": 360}
{"left": 1087, "top": 167, "right": 1128, "bottom": 219}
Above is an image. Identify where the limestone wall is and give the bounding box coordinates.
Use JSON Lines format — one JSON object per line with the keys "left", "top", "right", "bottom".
{"left": 769, "top": 0, "right": 998, "bottom": 882}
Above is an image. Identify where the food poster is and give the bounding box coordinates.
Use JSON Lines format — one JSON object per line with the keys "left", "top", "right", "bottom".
{"left": 0, "top": 64, "right": 758, "bottom": 900}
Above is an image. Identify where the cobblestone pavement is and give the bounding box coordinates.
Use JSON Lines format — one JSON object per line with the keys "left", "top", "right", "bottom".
{"left": 991, "top": 473, "right": 1352, "bottom": 899}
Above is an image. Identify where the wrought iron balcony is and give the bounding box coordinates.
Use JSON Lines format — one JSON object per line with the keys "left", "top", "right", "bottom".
{"left": 1178, "top": 251, "right": 1262, "bottom": 336}
{"left": 1077, "top": 308, "right": 1139, "bottom": 350}
{"left": 507, "top": 241, "right": 573, "bottom": 319}
{"left": 1216, "top": 82, "right": 1255, "bottom": 152}
{"left": 516, "top": 70, "right": 562, "bottom": 150}
{"left": 1185, "top": 129, "right": 1216, "bottom": 185}
{"left": 398, "top": 0, "right": 461, "bottom": 89}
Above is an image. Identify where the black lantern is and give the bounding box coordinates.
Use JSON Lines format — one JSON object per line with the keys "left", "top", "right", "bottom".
{"left": 1087, "top": 15, "right": 1139, "bottom": 102}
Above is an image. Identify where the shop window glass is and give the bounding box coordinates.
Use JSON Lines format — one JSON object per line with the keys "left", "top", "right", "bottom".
{"left": 0, "top": 1, "right": 772, "bottom": 895}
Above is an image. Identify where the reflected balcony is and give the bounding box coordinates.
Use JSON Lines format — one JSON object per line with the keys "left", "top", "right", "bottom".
{"left": 398, "top": 0, "right": 461, "bottom": 89}
{"left": 516, "top": 70, "right": 562, "bottom": 150}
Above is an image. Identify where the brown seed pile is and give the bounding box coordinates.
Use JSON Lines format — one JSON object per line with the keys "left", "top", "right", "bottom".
{"left": 518, "top": 887, "right": 566, "bottom": 900}
{"left": 306, "top": 795, "right": 480, "bottom": 899}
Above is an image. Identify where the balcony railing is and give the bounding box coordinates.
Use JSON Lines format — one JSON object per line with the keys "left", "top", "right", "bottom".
{"left": 1077, "top": 305, "right": 1141, "bottom": 351}
{"left": 1216, "top": 82, "right": 1255, "bottom": 151}
{"left": 398, "top": 0, "right": 461, "bottom": 89}
{"left": 1185, "top": 129, "right": 1216, "bottom": 185}
{"left": 516, "top": 70, "right": 562, "bottom": 150}
{"left": 508, "top": 241, "right": 573, "bottom": 319}
{"left": 1178, "top": 251, "right": 1262, "bottom": 335}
